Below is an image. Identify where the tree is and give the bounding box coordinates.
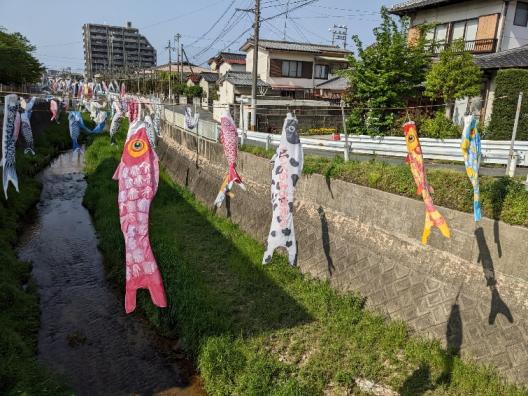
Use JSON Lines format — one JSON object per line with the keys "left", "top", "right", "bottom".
{"left": 424, "top": 39, "right": 482, "bottom": 118}
{"left": 341, "top": 7, "right": 429, "bottom": 135}
{"left": 0, "top": 27, "right": 43, "bottom": 85}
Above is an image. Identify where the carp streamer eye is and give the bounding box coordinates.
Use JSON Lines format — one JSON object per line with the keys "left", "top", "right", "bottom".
{"left": 288, "top": 125, "right": 295, "bottom": 132}
{"left": 128, "top": 138, "right": 148, "bottom": 157}
{"left": 408, "top": 134, "right": 415, "bottom": 143}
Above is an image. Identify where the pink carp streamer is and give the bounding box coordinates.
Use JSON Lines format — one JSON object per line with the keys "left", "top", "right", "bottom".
{"left": 112, "top": 124, "right": 167, "bottom": 313}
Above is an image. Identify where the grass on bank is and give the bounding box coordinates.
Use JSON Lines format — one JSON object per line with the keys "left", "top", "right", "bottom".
{"left": 83, "top": 129, "right": 527, "bottom": 396}
{"left": 241, "top": 145, "right": 528, "bottom": 227}
{"left": 0, "top": 114, "right": 71, "bottom": 395}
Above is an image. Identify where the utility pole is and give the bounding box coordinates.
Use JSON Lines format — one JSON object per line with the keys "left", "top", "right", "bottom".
{"left": 329, "top": 25, "right": 348, "bottom": 49}
{"left": 283, "top": 0, "right": 291, "bottom": 40}
{"left": 238, "top": 1, "right": 260, "bottom": 130}
{"left": 507, "top": 91, "right": 523, "bottom": 177}
{"left": 174, "top": 33, "right": 181, "bottom": 85}
{"left": 180, "top": 43, "right": 184, "bottom": 84}
{"left": 165, "top": 40, "right": 174, "bottom": 101}
{"left": 251, "top": 0, "right": 260, "bottom": 130}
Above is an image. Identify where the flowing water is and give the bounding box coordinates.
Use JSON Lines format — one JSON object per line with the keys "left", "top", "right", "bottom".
{"left": 17, "top": 150, "right": 205, "bottom": 396}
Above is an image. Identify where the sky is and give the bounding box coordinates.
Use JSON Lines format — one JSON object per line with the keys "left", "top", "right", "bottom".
{"left": 0, "top": 0, "right": 396, "bottom": 73}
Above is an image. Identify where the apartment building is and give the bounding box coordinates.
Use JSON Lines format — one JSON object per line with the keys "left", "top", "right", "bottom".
{"left": 82, "top": 22, "right": 156, "bottom": 78}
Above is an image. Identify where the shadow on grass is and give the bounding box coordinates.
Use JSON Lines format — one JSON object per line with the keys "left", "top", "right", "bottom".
{"left": 85, "top": 156, "right": 313, "bottom": 355}
{"left": 400, "top": 291, "right": 463, "bottom": 396}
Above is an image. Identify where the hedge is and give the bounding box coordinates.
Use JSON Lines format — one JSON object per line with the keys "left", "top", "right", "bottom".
{"left": 487, "top": 69, "right": 528, "bottom": 140}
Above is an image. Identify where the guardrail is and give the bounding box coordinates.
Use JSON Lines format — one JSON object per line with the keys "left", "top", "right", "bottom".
{"left": 241, "top": 131, "right": 528, "bottom": 167}
{"left": 162, "top": 108, "right": 528, "bottom": 167}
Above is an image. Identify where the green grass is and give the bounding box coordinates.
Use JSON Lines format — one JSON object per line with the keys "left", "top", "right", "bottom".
{"left": 240, "top": 145, "right": 528, "bottom": 227}
{"left": 84, "top": 129, "right": 527, "bottom": 396}
{"left": 0, "top": 114, "right": 71, "bottom": 395}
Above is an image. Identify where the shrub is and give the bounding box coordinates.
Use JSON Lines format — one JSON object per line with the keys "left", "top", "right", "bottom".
{"left": 487, "top": 69, "right": 528, "bottom": 140}
{"left": 420, "top": 111, "right": 462, "bottom": 139}
{"left": 186, "top": 85, "right": 203, "bottom": 98}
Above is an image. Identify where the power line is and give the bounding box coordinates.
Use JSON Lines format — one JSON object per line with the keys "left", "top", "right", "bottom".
{"left": 139, "top": 0, "right": 227, "bottom": 30}
{"left": 192, "top": 10, "right": 243, "bottom": 59}
{"left": 188, "top": 0, "right": 237, "bottom": 47}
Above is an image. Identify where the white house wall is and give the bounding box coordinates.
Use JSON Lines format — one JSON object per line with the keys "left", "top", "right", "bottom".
{"left": 246, "top": 47, "right": 337, "bottom": 89}
{"left": 501, "top": 0, "right": 528, "bottom": 49}
{"left": 411, "top": 0, "right": 503, "bottom": 26}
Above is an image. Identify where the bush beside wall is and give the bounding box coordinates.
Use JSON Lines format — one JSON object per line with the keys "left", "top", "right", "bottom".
{"left": 487, "top": 69, "right": 528, "bottom": 140}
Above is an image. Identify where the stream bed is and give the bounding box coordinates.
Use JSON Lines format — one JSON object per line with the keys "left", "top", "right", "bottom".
{"left": 17, "top": 150, "right": 204, "bottom": 396}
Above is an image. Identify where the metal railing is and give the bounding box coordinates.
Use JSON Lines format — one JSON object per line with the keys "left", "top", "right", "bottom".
{"left": 163, "top": 108, "right": 219, "bottom": 142}
{"left": 161, "top": 108, "right": 528, "bottom": 167}
{"left": 242, "top": 131, "right": 528, "bottom": 166}
{"left": 430, "top": 38, "right": 497, "bottom": 55}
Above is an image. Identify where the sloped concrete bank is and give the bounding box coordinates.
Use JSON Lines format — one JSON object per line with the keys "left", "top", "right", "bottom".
{"left": 158, "top": 121, "right": 528, "bottom": 385}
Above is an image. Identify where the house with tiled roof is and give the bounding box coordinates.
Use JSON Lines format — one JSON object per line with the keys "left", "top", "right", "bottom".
{"left": 238, "top": 38, "right": 351, "bottom": 99}
{"left": 208, "top": 52, "right": 246, "bottom": 76}
{"left": 389, "top": 0, "right": 528, "bottom": 122}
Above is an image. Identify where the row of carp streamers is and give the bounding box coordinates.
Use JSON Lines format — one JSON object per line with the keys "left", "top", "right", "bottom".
{"left": 217, "top": 113, "right": 482, "bottom": 271}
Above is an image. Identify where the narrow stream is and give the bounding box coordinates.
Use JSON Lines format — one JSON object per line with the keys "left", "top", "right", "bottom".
{"left": 17, "top": 150, "right": 204, "bottom": 396}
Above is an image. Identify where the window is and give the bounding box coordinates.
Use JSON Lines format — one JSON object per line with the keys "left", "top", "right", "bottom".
{"left": 281, "top": 60, "right": 303, "bottom": 77}
{"left": 514, "top": 2, "right": 528, "bottom": 26}
{"left": 314, "top": 64, "right": 329, "bottom": 79}
{"left": 464, "top": 19, "right": 478, "bottom": 41}
{"left": 434, "top": 23, "right": 448, "bottom": 44}
{"left": 450, "top": 19, "right": 478, "bottom": 42}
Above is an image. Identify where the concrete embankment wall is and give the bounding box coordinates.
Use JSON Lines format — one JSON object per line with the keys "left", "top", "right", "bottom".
{"left": 158, "top": 121, "right": 528, "bottom": 384}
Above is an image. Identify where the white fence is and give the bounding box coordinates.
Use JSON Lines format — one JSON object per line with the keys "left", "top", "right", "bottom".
{"left": 162, "top": 108, "right": 528, "bottom": 167}
{"left": 163, "top": 108, "right": 219, "bottom": 141}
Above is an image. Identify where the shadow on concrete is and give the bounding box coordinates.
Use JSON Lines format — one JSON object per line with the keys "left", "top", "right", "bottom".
{"left": 317, "top": 206, "right": 335, "bottom": 276}
{"left": 325, "top": 175, "right": 334, "bottom": 199}
{"left": 475, "top": 227, "right": 514, "bottom": 325}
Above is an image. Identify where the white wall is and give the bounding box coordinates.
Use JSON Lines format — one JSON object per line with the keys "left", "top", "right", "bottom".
{"left": 411, "top": 0, "right": 503, "bottom": 25}
{"left": 501, "top": 0, "right": 528, "bottom": 49}
{"left": 245, "top": 47, "right": 336, "bottom": 89}
{"left": 199, "top": 79, "right": 210, "bottom": 98}
{"left": 218, "top": 81, "right": 235, "bottom": 105}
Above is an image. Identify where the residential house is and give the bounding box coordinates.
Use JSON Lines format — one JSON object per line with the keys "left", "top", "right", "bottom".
{"left": 239, "top": 38, "right": 351, "bottom": 99}
{"left": 389, "top": 0, "right": 528, "bottom": 122}
{"left": 208, "top": 52, "right": 247, "bottom": 75}
{"left": 212, "top": 39, "right": 351, "bottom": 127}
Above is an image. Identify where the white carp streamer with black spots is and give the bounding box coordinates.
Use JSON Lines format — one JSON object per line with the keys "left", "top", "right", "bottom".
{"left": 263, "top": 114, "right": 303, "bottom": 266}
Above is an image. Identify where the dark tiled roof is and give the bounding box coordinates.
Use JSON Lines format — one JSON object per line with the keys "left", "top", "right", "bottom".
{"left": 200, "top": 72, "right": 219, "bottom": 83}
{"left": 388, "top": 0, "right": 457, "bottom": 15}
{"left": 207, "top": 52, "right": 246, "bottom": 65}
{"left": 221, "top": 52, "right": 246, "bottom": 64}
{"left": 240, "top": 39, "right": 351, "bottom": 54}
{"left": 217, "top": 71, "right": 270, "bottom": 87}
{"left": 475, "top": 46, "right": 528, "bottom": 69}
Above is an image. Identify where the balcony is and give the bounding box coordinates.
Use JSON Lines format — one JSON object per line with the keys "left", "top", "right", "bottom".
{"left": 430, "top": 38, "right": 497, "bottom": 55}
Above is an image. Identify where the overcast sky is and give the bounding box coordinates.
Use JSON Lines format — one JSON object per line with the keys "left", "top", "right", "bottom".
{"left": 0, "top": 0, "right": 397, "bottom": 72}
